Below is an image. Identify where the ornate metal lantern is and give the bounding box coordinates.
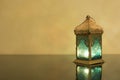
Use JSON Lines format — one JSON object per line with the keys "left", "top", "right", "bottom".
{"left": 74, "top": 15, "right": 104, "bottom": 65}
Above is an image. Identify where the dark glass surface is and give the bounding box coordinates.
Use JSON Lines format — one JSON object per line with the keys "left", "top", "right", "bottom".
{"left": 0, "top": 54, "right": 119, "bottom": 80}
{"left": 76, "top": 65, "right": 102, "bottom": 80}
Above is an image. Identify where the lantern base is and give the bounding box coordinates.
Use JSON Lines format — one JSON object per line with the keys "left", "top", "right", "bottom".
{"left": 74, "top": 59, "right": 104, "bottom": 66}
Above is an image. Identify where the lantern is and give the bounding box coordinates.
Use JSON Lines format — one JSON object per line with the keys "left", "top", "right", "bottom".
{"left": 76, "top": 64, "right": 102, "bottom": 80}
{"left": 74, "top": 15, "right": 104, "bottom": 64}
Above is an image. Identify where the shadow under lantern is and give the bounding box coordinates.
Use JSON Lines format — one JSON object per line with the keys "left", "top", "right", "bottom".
{"left": 74, "top": 15, "right": 104, "bottom": 65}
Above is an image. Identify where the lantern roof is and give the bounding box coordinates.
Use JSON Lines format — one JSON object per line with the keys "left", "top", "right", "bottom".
{"left": 74, "top": 15, "right": 103, "bottom": 35}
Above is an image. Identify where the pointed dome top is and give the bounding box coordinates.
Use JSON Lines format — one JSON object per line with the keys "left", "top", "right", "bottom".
{"left": 74, "top": 15, "right": 103, "bottom": 35}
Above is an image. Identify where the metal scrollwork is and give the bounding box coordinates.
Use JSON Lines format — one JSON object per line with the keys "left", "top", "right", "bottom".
{"left": 84, "top": 38, "right": 89, "bottom": 47}
{"left": 91, "top": 40, "right": 94, "bottom": 46}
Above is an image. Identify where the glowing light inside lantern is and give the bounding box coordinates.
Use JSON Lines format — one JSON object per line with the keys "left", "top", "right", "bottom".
{"left": 77, "top": 49, "right": 89, "bottom": 59}
{"left": 91, "top": 36, "right": 102, "bottom": 60}
{"left": 77, "top": 36, "right": 89, "bottom": 60}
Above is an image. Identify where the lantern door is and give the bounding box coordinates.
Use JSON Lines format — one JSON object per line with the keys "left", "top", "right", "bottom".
{"left": 76, "top": 35, "right": 90, "bottom": 60}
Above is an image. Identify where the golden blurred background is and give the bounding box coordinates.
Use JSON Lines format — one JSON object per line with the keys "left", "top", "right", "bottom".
{"left": 0, "top": 0, "right": 119, "bottom": 55}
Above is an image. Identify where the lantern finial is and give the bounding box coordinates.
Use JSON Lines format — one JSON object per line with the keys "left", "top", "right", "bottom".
{"left": 86, "top": 15, "right": 91, "bottom": 20}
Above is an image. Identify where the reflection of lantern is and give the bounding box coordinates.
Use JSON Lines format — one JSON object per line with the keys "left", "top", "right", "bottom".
{"left": 76, "top": 64, "right": 102, "bottom": 80}
{"left": 74, "top": 15, "right": 104, "bottom": 64}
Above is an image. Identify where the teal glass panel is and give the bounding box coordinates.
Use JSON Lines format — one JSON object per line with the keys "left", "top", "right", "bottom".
{"left": 91, "top": 66, "right": 102, "bottom": 80}
{"left": 91, "top": 35, "right": 101, "bottom": 60}
{"left": 77, "top": 35, "right": 89, "bottom": 60}
{"left": 77, "top": 66, "right": 89, "bottom": 80}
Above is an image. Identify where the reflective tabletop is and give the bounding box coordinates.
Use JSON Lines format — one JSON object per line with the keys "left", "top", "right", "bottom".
{"left": 0, "top": 54, "right": 119, "bottom": 80}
